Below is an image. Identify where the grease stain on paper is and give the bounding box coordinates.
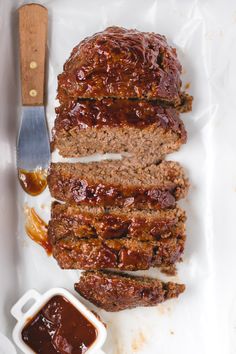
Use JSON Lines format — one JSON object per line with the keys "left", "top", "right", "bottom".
{"left": 157, "top": 303, "right": 173, "bottom": 315}
{"left": 131, "top": 331, "right": 147, "bottom": 352}
{"left": 113, "top": 341, "right": 125, "bottom": 354}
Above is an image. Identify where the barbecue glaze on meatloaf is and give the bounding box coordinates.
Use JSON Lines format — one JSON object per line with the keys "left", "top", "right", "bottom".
{"left": 75, "top": 271, "right": 185, "bottom": 311}
{"left": 48, "top": 202, "right": 186, "bottom": 243}
{"left": 47, "top": 160, "right": 189, "bottom": 210}
{"left": 49, "top": 234, "right": 185, "bottom": 270}
{"left": 52, "top": 99, "right": 187, "bottom": 162}
{"left": 57, "top": 26, "right": 182, "bottom": 104}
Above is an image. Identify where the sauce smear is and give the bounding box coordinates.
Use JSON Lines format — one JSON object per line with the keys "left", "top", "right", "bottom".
{"left": 22, "top": 295, "right": 97, "bottom": 354}
{"left": 18, "top": 169, "right": 47, "bottom": 196}
{"left": 24, "top": 206, "right": 51, "bottom": 255}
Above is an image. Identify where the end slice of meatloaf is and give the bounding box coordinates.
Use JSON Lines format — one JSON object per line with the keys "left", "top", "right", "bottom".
{"left": 75, "top": 270, "right": 185, "bottom": 311}
{"left": 48, "top": 202, "right": 186, "bottom": 243}
{"left": 57, "top": 26, "right": 182, "bottom": 104}
{"left": 47, "top": 160, "right": 189, "bottom": 210}
{"left": 52, "top": 99, "right": 187, "bottom": 163}
{"left": 50, "top": 234, "right": 185, "bottom": 271}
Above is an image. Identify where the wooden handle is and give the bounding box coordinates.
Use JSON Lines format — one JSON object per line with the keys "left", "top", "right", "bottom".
{"left": 19, "top": 4, "right": 48, "bottom": 106}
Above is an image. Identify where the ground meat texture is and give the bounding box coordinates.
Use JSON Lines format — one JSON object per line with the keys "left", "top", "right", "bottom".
{"left": 48, "top": 202, "right": 186, "bottom": 243}
{"left": 57, "top": 26, "right": 182, "bottom": 104}
{"left": 49, "top": 235, "right": 185, "bottom": 271}
{"left": 75, "top": 271, "right": 185, "bottom": 311}
{"left": 47, "top": 160, "right": 189, "bottom": 210}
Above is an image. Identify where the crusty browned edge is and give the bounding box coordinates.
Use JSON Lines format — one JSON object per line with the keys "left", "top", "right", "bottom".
{"left": 177, "top": 92, "right": 193, "bottom": 113}
{"left": 74, "top": 270, "right": 185, "bottom": 311}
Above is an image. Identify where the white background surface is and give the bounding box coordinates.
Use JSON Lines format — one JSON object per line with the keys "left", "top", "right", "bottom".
{"left": 0, "top": 0, "right": 236, "bottom": 353}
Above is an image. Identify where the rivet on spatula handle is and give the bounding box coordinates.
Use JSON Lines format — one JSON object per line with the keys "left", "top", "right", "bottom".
{"left": 19, "top": 4, "right": 48, "bottom": 106}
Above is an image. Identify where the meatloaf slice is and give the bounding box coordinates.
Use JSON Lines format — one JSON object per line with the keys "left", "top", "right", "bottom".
{"left": 52, "top": 99, "right": 187, "bottom": 162}
{"left": 50, "top": 234, "right": 185, "bottom": 270}
{"left": 75, "top": 271, "right": 185, "bottom": 311}
{"left": 48, "top": 202, "right": 186, "bottom": 243}
{"left": 57, "top": 26, "right": 182, "bottom": 104}
{"left": 47, "top": 160, "right": 189, "bottom": 210}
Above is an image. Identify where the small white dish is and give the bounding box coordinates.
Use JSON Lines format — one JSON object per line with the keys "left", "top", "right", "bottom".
{"left": 11, "top": 288, "right": 107, "bottom": 354}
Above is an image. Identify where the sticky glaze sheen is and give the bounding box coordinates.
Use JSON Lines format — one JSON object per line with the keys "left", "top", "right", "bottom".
{"left": 54, "top": 99, "right": 185, "bottom": 136}
{"left": 48, "top": 177, "right": 176, "bottom": 210}
{"left": 22, "top": 295, "right": 97, "bottom": 354}
{"left": 57, "top": 26, "right": 182, "bottom": 103}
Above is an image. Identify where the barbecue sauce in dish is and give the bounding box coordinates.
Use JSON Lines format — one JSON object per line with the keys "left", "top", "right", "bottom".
{"left": 22, "top": 295, "right": 97, "bottom": 354}
{"left": 18, "top": 168, "right": 47, "bottom": 196}
{"left": 24, "top": 206, "right": 52, "bottom": 255}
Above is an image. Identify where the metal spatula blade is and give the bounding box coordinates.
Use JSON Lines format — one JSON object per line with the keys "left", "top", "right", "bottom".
{"left": 17, "top": 4, "right": 50, "bottom": 175}
{"left": 17, "top": 106, "right": 50, "bottom": 171}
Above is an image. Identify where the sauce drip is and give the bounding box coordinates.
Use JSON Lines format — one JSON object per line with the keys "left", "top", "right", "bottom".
{"left": 24, "top": 206, "right": 52, "bottom": 255}
{"left": 22, "top": 295, "right": 98, "bottom": 354}
{"left": 18, "top": 169, "right": 47, "bottom": 196}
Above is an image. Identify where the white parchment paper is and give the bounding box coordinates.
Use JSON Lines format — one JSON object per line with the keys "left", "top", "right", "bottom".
{"left": 0, "top": 0, "right": 236, "bottom": 353}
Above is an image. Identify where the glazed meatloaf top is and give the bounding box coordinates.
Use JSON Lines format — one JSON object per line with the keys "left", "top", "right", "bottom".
{"left": 75, "top": 270, "right": 185, "bottom": 311}
{"left": 54, "top": 99, "right": 186, "bottom": 134}
{"left": 57, "top": 26, "right": 182, "bottom": 104}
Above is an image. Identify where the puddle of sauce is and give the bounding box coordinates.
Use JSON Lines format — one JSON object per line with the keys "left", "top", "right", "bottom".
{"left": 22, "top": 295, "right": 98, "bottom": 354}
{"left": 18, "top": 169, "right": 47, "bottom": 196}
{"left": 24, "top": 206, "right": 52, "bottom": 255}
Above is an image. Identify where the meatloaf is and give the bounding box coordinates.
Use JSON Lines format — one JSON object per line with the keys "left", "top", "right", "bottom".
{"left": 50, "top": 233, "right": 185, "bottom": 270}
{"left": 57, "top": 26, "right": 182, "bottom": 104}
{"left": 47, "top": 160, "right": 189, "bottom": 210}
{"left": 75, "top": 271, "right": 185, "bottom": 311}
{"left": 52, "top": 99, "right": 187, "bottom": 161}
{"left": 48, "top": 202, "right": 186, "bottom": 243}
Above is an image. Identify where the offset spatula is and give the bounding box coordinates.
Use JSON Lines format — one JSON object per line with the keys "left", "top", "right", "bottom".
{"left": 17, "top": 4, "right": 50, "bottom": 195}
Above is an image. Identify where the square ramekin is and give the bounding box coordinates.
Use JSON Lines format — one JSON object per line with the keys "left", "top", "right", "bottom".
{"left": 11, "top": 288, "right": 107, "bottom": 354}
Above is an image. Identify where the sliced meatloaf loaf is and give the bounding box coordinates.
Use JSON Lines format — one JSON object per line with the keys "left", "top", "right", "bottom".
{"left": 75, "top": 271, "right": 185, "bottom": 311}
{"left": 57, "top": 26, "right": 182, "bottom": 104}
{"left": 49, "top": 233, "right": 185, "bottom": 270}
{"left": 48, "top": 202, "right": 186, "bottom": 243}
{"left": 47, "top": 160, "right": 189, "bottom": 210}
{"left": 52, "top": 99, "right": 187, "bottom": 161}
